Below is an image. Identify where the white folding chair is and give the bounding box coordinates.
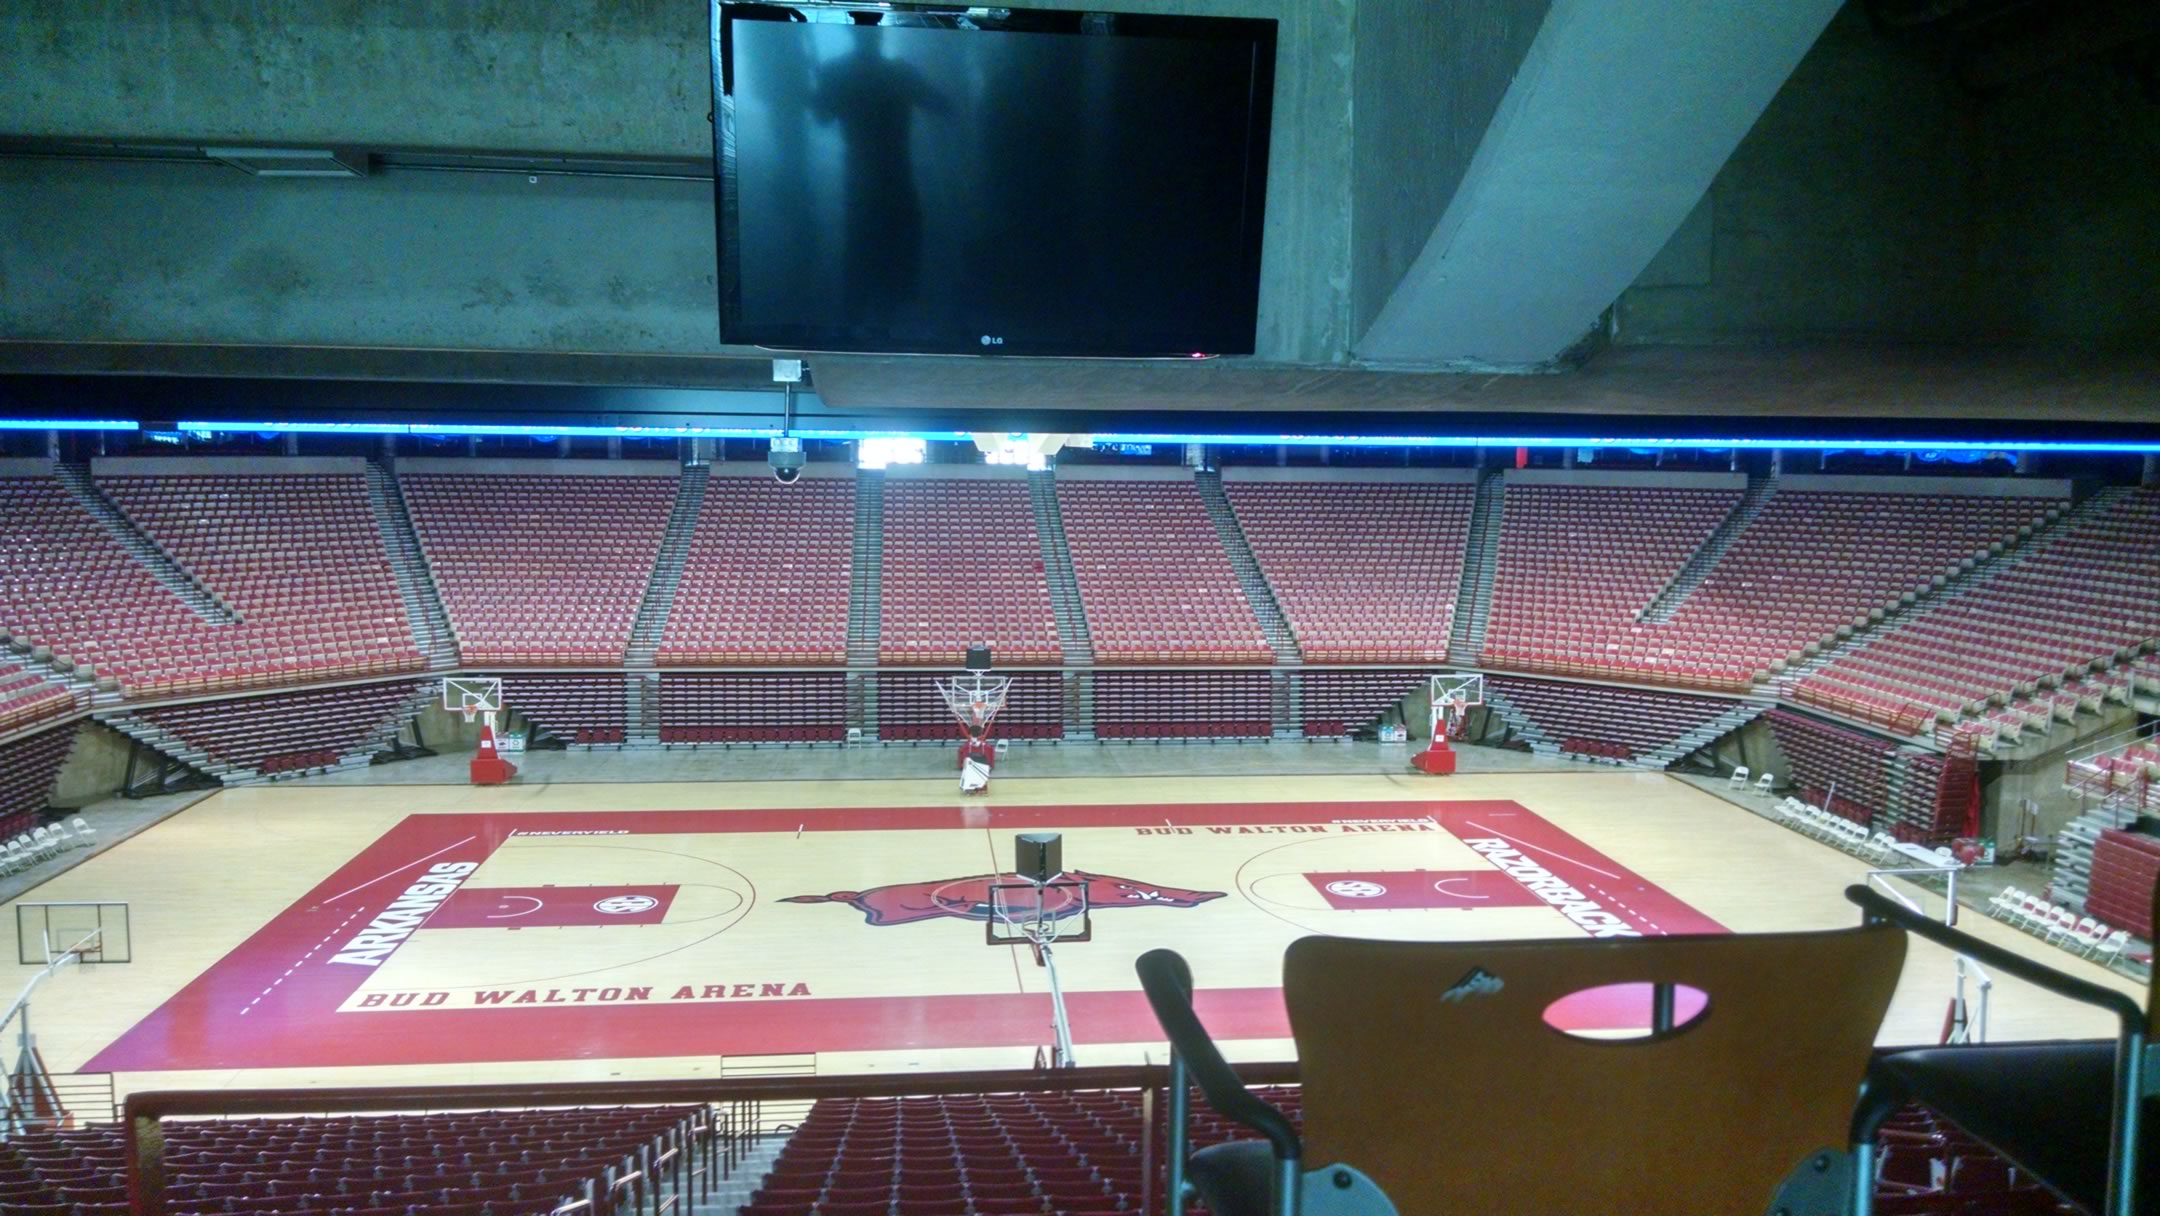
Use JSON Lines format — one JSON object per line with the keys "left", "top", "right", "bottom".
{"left": 27, "top": 826, "right": 57, "bottom": 862}
{"left": 2046, "top": 907, "right": 2080, "bottom": 946}
{"left": 1987, "top": 888, "right": 2024, "bottom": 921}
{"left": 1752, "top": 771, "right": 1775, "bottom": 796}
{"left": 67, "top": 816, "right": 95, "bottom": 849}
{"left": 2093, "top": 929, "right": 2130, "bottom": 973}
{"left": 0, "top": 840, "right": 21, "bottom": 874}
{"left": 2073, "top": 924, "right": 2108, "bottom": 963}
{"left": 1728, "top": 765, "right": 1752, "bottom": 789}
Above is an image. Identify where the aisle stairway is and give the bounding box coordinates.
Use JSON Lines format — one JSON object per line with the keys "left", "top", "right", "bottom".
{"left": 627, "top": 464, "right": 709, "bottom": 668}
{"left": 54, "top": 463, "right": 235, "bottom": 624}
{"left": 1194, "top": 469, "right": 1300, "bottom": 664}
{"left": 1640, "top": 472, "right": 1778, "bottom": 623}
{"left": 1028, "top": 471, "right": 1095, "bottom": 666}
{"left": 846, "top": 469, "right": 886, "bottom": 666}
{"left": 365, "top": 461, "right": 459, "bottom": 669}
{"left": 1447, "top": 467, "right": 1505, "bottom": 664}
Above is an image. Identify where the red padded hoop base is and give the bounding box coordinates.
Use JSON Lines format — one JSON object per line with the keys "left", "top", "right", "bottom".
{"left": 1411, "top": 744, "right": 1459, "bottom": 776}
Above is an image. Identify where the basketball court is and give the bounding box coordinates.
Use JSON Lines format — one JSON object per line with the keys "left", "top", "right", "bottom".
{"left": 5, "top": 764, "right": 2139, "bottom": 1102}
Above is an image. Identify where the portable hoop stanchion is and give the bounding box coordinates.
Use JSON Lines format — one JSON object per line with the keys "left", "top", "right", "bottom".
{"left": 937, "top": 648, "right": 1011, "bottom": 794}
{"left": 445, "top": 678, "right": 515, "bottom": 786}
{"left": 1413, "top": 673, "right": 1484, "bottom": 776}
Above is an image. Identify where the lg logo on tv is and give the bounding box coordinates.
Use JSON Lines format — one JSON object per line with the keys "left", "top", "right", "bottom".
{"left": 979, "top": 334, "right": 1004, "bottom": 347}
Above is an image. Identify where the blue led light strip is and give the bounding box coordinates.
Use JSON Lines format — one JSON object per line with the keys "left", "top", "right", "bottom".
{"left": 1087, "top": 433, "right": 2160, "bottom": 453}
{"left": 0, "top": 419, "right": 140, "bottom": 432}
{"left": 174, "top": 421, "right": 784, "bottom": 438}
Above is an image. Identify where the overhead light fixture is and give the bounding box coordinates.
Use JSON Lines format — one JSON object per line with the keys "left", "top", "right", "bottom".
{"left": 203, "top": 146, "right": 369, "bottom": 178}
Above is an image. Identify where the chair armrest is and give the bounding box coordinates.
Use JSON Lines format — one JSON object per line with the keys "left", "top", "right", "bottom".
{"left": 1844, "top": 885, "right": 2145, "bottom": 1034}
{"left": 1136, "top": 948, "right": 1302, "bottom": 1160}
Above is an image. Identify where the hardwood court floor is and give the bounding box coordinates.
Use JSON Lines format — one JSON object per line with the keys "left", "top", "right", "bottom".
{"left": 6, "top": 770, "right": 2139, "bottom": 1101}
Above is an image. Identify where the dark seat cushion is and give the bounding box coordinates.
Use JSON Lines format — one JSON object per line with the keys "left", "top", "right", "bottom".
{"left": 1874, "top": 1039, "right": 2151, "bottom": 1214}
{"left": 1187, "top": 1139, "right": 1277, "bottom": 1216}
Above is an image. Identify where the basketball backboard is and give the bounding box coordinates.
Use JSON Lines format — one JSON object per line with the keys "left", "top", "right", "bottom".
{"left": 986, "top": 879, "right": 1092, "bottom": 946}
{"left": 443, "top": 676, "right": 504, "bottom": 723}
{"left": 16, "top": 902, "right": 130, "bottom": 965}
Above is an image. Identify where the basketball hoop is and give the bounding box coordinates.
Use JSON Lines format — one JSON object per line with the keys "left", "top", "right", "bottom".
{"left": 1415, "top": 673, "right": 1484, "bottom": 776}
{"left": 443, "top": 677, "right": 516, "bottom": 786}
{"left": 937, "top": 663, "right": 1012, "bottom": 794}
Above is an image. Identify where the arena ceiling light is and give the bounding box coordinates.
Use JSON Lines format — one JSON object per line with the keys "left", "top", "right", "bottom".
{"left": 856, "top": 438, "right": 928, "bottom": 470}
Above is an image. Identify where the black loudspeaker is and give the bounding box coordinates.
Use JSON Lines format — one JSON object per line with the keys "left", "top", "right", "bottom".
{"left": 966, "top": 644, "right": 994, "bottom": 672}
{"left": 1015, "top": 833, "right": 1062, "bottom": 883}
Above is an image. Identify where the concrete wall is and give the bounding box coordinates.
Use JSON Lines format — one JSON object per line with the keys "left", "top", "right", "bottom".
{"left": 50, "top": 722, "right": 135, "bottom": 810}
{"left": 1350, "top": 0, "right": 1549, "bottom": 340}
{"left": 0, "top": 0, "right": 1353, "bottom": 364}
{"left": 1617, "top": 3, "right": 2160, "bottom": 351}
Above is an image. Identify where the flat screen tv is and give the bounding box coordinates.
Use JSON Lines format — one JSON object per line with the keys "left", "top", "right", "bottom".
{"left": 713, "top": 4, "right": 1277, "bottom": 357}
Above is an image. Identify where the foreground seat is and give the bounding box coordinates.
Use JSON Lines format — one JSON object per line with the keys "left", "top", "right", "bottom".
{"left": 1138, "top": 921, "right": 1905, "bottom": 1215}
{"left": 1846, "top": 882, "right": 2158, "bottom": 1216}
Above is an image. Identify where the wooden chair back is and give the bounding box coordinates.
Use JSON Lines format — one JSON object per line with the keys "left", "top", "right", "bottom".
{"left": 1284, "top": 925, "right": 1906, "bottom": 1214}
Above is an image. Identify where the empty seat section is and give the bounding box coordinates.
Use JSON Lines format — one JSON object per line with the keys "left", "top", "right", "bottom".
{"left": 1767, "top": 708, "right": 1898, "bottom": 824}
{"left": 658, "top": 673, "right": 848, "bottom": 743}
{"left": 97, "top": 471, "right": 424, "bottom": 691}
{"left": 2086, "top": 830, "right": 2160, "bottom": 939}
{"left": 1766, "top": 708, "right": 1961, "bottom": 840}
{"left": 1092, "top": 671, "right": 1272, "bottom": 740}
{"left": 1486, "top": 676, "right": 1739, "bottom": 762}
{"left": 0, "top": 724, "right": 77, "bottom": 839}
{"left": 1797, "top": 488, "right": 2160, "bottom": 733}
{"left": 875, "top": 672, "right": 1064, "bottom": 741}
{"left": 2066, "top": 735, "right": 2160, "bottom": 817}
{"left": 1298, "top": 670, "right": 1432, "bottom": 737}
{"left": 1224, "top": 478, "right": 1473, "bottom": 662}
{"left": 1479, "top": 482, "right": 1743, "bottom": 687}
{"left": 403, "top": 470, "right": 676, "bottom": 666}
{"left": 1659, "top": 490, "right": 2058, "bottom": 682}
{"left": 879, "top": 477, "right": 1059, "bottom": 665}
{"left": 130, "top": 680, "right": 428, "bottom": 776}
{"left": 0, "top": 660, "right": 80, "bottom": 735}
{"left": 1056, "top": 479, "right": 1269, "bottom": 664}
{"left": 2, "top": 471, "right": 416, "bottom": 699}
{"left": 2, "top": 1105, "right": 699, "bottom": 1216}
{"left": 660, "top": 475, "right": 853, "bottom": 666}
{"left": 500, "top": 674, "right": 629, "bottom": 745}
{"left": 742, "top": 1089, "right": 1226, "bottom": 1216}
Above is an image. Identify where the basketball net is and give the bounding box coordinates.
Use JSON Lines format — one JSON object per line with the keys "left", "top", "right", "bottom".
{"left": 937, "top": 673, "right": 1012, "bottom": 748}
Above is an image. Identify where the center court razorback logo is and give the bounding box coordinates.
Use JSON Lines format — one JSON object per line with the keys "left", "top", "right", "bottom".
{"left": 782, "top": 870, "right": 1226, "bottom": 927}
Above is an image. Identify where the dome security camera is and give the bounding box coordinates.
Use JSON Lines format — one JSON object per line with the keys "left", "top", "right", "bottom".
{"left": 769, "top": 437, "right": 805, "bottom": 484}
